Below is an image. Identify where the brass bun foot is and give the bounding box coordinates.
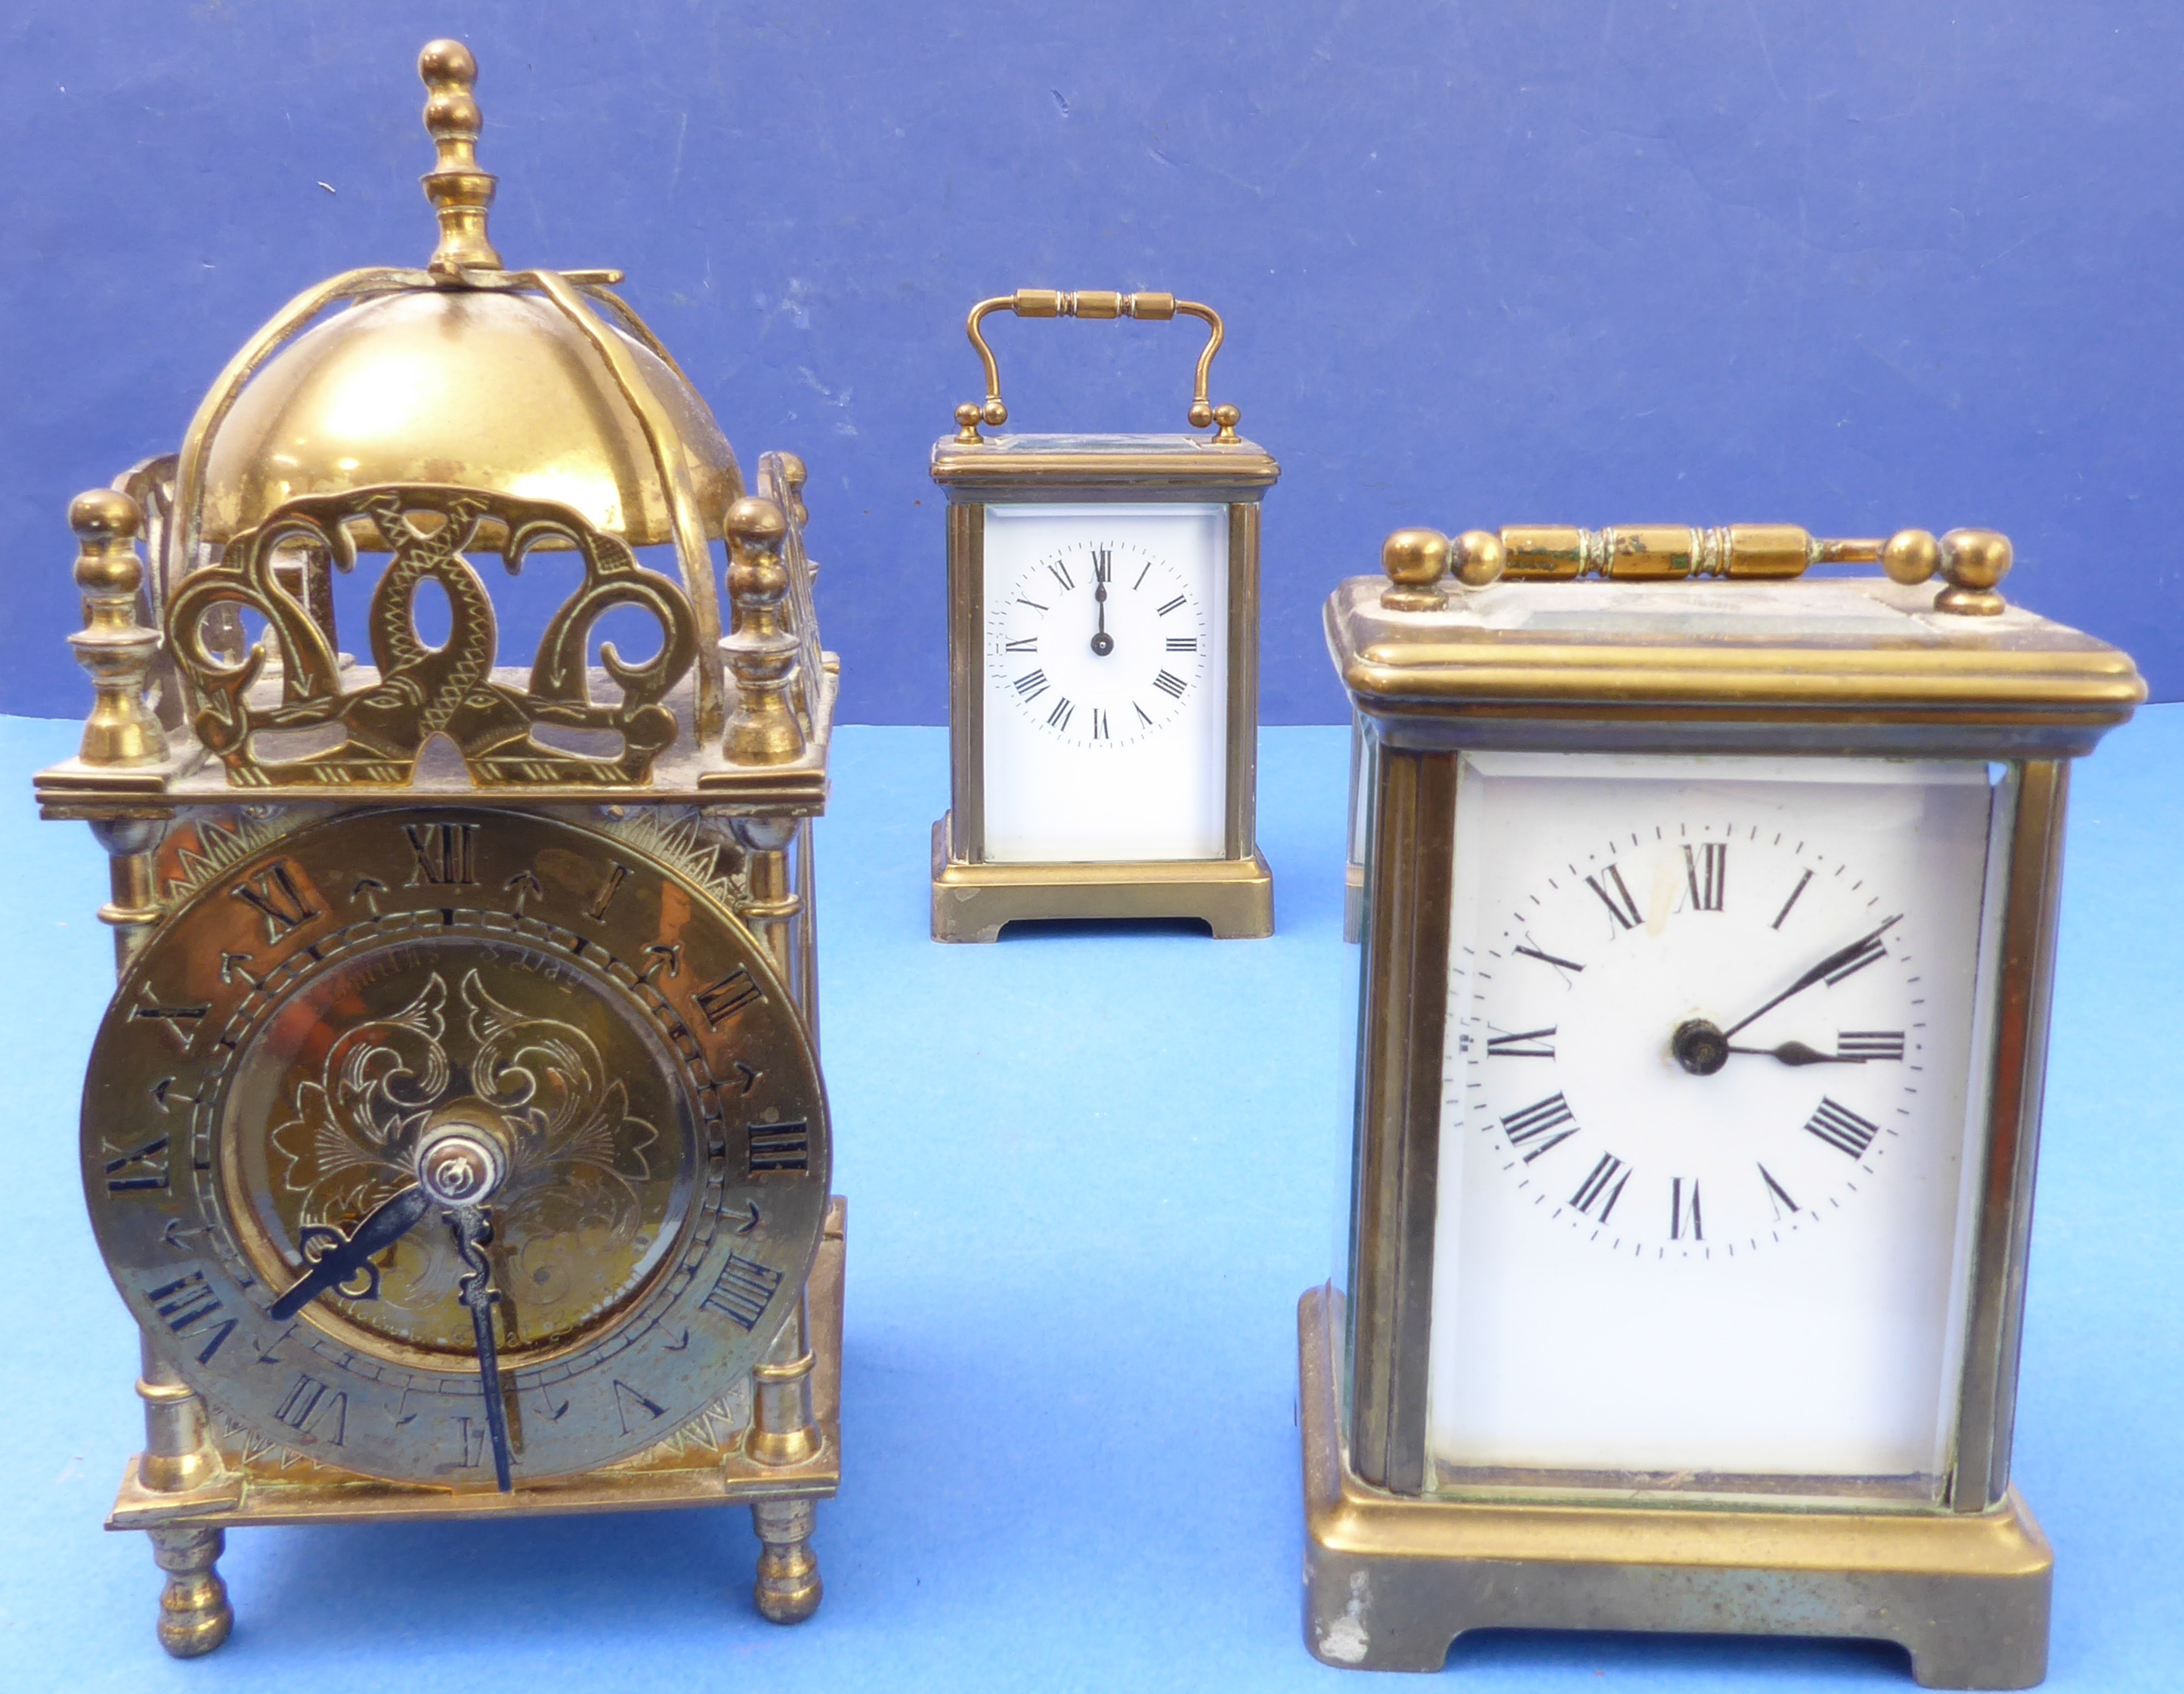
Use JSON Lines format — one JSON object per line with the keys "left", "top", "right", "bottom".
{"left": 750, "top": 1497, "right": 822, "bottom": 1623}
{"left": 930, "top": 814, "right": 1274, "bottom": 941}
{"left": 1296, "top": 1286, "right": 2052, "bottom": 1689}
{"left": 147, "top": 1524, "right": 233, "bottom": 1658}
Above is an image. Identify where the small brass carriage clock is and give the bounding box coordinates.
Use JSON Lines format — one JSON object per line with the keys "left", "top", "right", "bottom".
{"left": 929, "top": 290, "right": 1278, "bottom": 940}
{"left": 1307, "top": 522, "right": 2142, "bottom": 1687}
{"left": 36, "top": 43, "right": 844, "bottom": 1655}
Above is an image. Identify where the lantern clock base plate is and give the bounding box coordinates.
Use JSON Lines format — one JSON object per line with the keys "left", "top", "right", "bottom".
{"left": 108, "top": 1200, "right": 846, "bottom": 1655}
{"left": 1296, "top": 1286, "right": 2053, "bottom": 1689}
{"left": 929, "top": 813, "right": 1274, "bottom": 941}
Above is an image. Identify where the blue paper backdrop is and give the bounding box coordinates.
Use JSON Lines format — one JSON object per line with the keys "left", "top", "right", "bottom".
{"left": 4, "top": 0, "right": 2178, "bottom": 723}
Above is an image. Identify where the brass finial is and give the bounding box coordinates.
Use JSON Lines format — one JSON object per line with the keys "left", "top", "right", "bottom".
{"left": 721, "top": 497, "right": 807, "bottom": 765}
{"left": 1380, "top": 528, "right": 1452, "bottom": 611}
{"left": 67, "top": 489, "right": 168, "bottom": 768}
{"left": 419, "top": 39, "right": 502, "bottom": 276}
{"left": 1935, "top": 528, "right": 2012, "bottom": 616}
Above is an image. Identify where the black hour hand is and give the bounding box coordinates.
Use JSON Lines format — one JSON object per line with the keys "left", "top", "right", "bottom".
{"left": 1728, "top": 1040, "right": 1864, "bottom": 1067}
{"left": 270, "top": 1184, "right": 432, "bottom": 1320}
{"left": 450, "top": 1203, "right": 515, "bottom": 1493}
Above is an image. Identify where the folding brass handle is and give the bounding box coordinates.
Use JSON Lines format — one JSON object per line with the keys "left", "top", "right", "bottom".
{"left": 1381, "top": 524, "right": 2012, "bottom": 617}
{"left": 952, "top": 290, "right": 1239, "bottom": 444}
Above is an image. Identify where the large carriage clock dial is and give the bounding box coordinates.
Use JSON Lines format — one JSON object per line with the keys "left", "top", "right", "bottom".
{"left": 35, "top": 43, "right": 844, "bottom": 1655}
{"left": 929, "top": 290, "right": 1279, "bottom": 941}
{"left": 1307, "top": 523, "right": 2142, "bottom": 1688}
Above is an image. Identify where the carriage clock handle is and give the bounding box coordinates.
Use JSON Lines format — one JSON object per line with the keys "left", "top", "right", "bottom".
{"left": 952, "top": 290, "right": 1240, "bottom": 444}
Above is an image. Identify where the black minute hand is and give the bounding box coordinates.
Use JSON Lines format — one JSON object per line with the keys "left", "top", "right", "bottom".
{"left": 270, "top": 1185, "right": 432, "bottom": 1321}
{"left": 1719, "top": 914, "right": 1901, "bottom": 1040}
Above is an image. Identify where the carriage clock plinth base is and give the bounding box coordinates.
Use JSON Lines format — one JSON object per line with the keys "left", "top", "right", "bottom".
{"left": 110, "top": 1200, "right": 846, "bottom": 1652}
{"left": 929, "top": 813, "right": 1274, "bottom": 942}
{"left": 1297, "top": 1286, "right": 2052, "bottom": 1689}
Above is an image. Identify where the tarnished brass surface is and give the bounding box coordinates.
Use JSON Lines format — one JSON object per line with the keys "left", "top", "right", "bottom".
{"left": 930, "top": 432, "right": 1279, "bottom": 497}
{"left": 87, "top": 804, "right": 830, "bottom": 1486}
{"left": 1297, "top": 1287, "right": 2053, "bottom": 1688}
{"left": 67, "top": 491, "right": 168, "bottom": 769}
{"left": 929, "top": 816, "right": 1273, "bottom": 942}
{"left": 199, "top": 288, "right": 740, "bottom": 550}
{"left": 109, "top": 1198, "right": 843, "bottom": 1530}
{"left": 1375, "top": 521, "right": 2028, "bottom": 617}
{"left": 1326, "top": 574, "right": 2143, "bottom": 759}
{"left": 38, "top": 452, "right": 836, "bottom": 816}
{"left": 50, "top": 37, "right": 846, "bottom": 1652}
{"left": 1319, "top": 531, "right": 2136, "bottom": 1684}
{"left": 170, "top": 486, "right": 699, "bottom": 788}
{"left": 954, "top": 289, "right": 1240, "bottom": 441}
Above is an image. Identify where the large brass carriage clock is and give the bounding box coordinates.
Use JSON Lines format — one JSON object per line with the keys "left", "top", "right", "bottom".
{"left": 930, "top": 290, "right": 1278, "bottom": 940}
{"left": 36, "top": 43, "right": 843, "bottom": 1655}
{"left": 1308, "top": 523, "right": 2142, "bottom": 1687}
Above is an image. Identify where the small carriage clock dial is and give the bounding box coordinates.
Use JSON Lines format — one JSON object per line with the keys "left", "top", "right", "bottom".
{"left": 930, "top": 290, "right": 1278, "bottom": 940}
{"left": 1307, "top": 522, "right": 2142, "bottom": 1689}
{"left": 36, "top": 43, "right": 846, "bottom": 1656}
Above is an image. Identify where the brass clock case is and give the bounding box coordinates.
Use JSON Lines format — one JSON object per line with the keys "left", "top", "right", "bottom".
{"left": 85, "top": 805, "right": 828, "bottom": 1487}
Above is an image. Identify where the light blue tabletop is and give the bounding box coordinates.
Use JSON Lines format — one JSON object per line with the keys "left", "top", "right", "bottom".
{"left": 2, "top": 715, "right": 2176, "bottom": 1692}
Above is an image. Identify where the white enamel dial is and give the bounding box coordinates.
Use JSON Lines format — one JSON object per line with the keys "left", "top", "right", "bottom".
{"left": 1425, "top": 751, "right": 2007, "bottom": 1485}
{"left": 979, "top": 503, "right": 1228, "bottom": 863}
{"left": 990, "top": 540, "right": 1207, "bottom": 748}
{"left": 1467, "top": 823, "right": 1920, "bottom": 1258}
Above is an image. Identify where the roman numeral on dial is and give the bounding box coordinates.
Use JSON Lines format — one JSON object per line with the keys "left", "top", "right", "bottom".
{"left": 402, "top": 822, "right": 479, "bottom": 886}
{"left": 701, "top": 1253, "right": 784, "bottom": 1330}
{"left": 273, "top": 1372, "right": 348, "bottom": 1444}
{"left": 1683, "top": 842, "right": 1725, "bottom": 912}
{"left": 1837, "top": 1030, "right": 1906, "bottom": 1061}
{"left": 1803, "top": 1096, "right": 1880, "bottom": 1157}
{"left": 1570, "top": 1153, "right": 1631, "bottom": 1222}
{"left": 1502, "top": 1093, "right": 1578, "bottom": 1161}
{"left": 1585, "top": 864, "right": 1641, "bottom": 931}
{"left": 1047, "top": 697, "right": 1074, "bottom": 732}
{"left": 1013, "top": 670, "right": 1049, "bottom": 701}
{"left": 230, "top": 862, "right": 319, "bottom": 943}
{"left": 1092, "top": 548, "right": 1112, "bottom": 582}
{"left": 1090, "top": 709, "right": 1109, "bottom": 741}
{"left": 104, "top": 1133, "right": 171, "bottom": 1194}
{"left": 1484, "top": 1026, "right": 1556, "bottom": 1058}
{"left": 1165, "top": 636, "right": 1197, "bottom": 652}
{"left": 1048, "top": 560, "right": 1075, "bottom": 591}
{"left": 1004, "top": 637, "right": 1037, "bottom": 652}
{"left": 1759, "top": 1163, "right": 1800, "bottom": 1218}
{"left": 747, "top": 1120, "right": 810, "bottom": 1174}
{"left": 694, "top": 968, "right": 764, "bottom": 1029}
{"left": 147, "top": 1270, "right": 237, "bottom": 1363}
{"left": 1824, "top": 934, "right": 1890, "bottom": 986}
{"left": 1152, "top": 670, "right": 1187, "bottom": 699}
{"left": 1669, "top": 1177, "right": 1703, "bottom": 1240}
{"left": 1157, "top": 594, "right": 1187, "bottom": 616}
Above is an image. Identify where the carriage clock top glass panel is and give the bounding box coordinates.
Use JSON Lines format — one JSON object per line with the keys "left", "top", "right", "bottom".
{"left": 1306, "top": 522, "right": 2141, "bottom": 1689}
{"left": 929, "top": 290, "right": 1279, "bottom": 942}
{"left": 33, "top": 42, "right": 846, "bottom": 1658}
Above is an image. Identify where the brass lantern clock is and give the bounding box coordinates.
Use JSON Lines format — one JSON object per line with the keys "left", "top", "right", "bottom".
{"left": 1306, "top": 522, "right": 2142, "bottom": 1687}
{"left": 36, "top": 43, "right": 843, "bottom": 1655}
{"left": 929, "top": 290, "right": 1279, "bottom": 940}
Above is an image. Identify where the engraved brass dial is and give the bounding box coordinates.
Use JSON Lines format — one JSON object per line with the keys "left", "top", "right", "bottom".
{"left": 83, "top": 805, "right": 829, "bottom": 1488}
